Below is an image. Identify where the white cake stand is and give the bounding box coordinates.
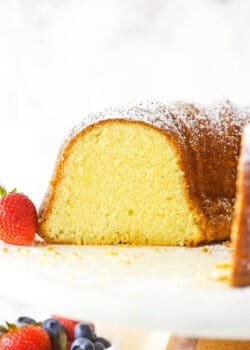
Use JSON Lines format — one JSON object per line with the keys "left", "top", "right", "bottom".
{"left": 0, "top": 242, "right": 249, "bottom": 340}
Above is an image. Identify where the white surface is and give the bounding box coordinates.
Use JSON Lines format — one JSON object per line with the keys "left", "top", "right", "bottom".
{"left": 0, "top": 242, "right": 249, "bottom": 339}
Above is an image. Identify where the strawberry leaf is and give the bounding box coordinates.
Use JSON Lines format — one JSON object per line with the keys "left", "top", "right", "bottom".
{"left": 0, "top": 325, "right": 8, "bottom": 338}
{"left": 0, "top": 185, "right": 7, "bottom": 197}
{"left": 11, "top": 188, "right": 17, "bottom": 193}
{"left": 5, "top": 322, "right": 18, "bottom": 331}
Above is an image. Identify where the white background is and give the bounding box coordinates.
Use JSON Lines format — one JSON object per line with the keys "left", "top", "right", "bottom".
{"left": 1, "top": 0, "right": 250, "bottom": 205}
{"left": 0, "top": 1, "right": 250, "bottom": 344}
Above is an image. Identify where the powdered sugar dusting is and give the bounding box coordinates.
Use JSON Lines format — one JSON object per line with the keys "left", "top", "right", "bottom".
{"left": 67, "top": 100, "right": 250, "bottom": 144}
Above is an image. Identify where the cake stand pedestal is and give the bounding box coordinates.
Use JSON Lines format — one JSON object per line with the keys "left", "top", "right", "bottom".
{"left": 166, "top": 336, "right": 250, "bottom": 350}
{"left": 0, "top": 243, "right": 250, "bottom": 342}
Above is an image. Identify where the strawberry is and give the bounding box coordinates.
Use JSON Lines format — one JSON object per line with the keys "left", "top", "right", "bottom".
{"left": 51, "top": 315, "right": 95, "bottom": 341}
{"left": 0, "top": 186, "right": 37, "bottom": 245}
{"left": 0, "top": 323, "right": 51, "bottom": 350}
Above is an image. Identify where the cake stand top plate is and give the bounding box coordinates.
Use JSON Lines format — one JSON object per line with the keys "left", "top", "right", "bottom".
{"left": 0, "top": 242, "right": 249, "bottom": 339}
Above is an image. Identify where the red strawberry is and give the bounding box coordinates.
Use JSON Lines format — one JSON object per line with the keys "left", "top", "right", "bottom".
{"left": 51, "top": 315, "right": 95, "bottom": 341}
{"left": 0, "top": 324, "right": 51, "bottom": 350}
{"left": 0, "top": 186, "right": 37, "bottom": 245}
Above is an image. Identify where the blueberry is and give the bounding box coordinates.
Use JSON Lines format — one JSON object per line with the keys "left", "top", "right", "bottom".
{"left": 95, "top": 337, "right": 111, "bottom": 349}
{"left": 74, "top": 323, "right": 96, "bottom": 342}
{"left": 70, "top": 337, "right": 95, "bottom": 350}
{"left": 42, "top": 319, "right": 67, "bottom": 350}
{"left": 42, "top": 318, "right": 65, "bottom": 335}
{"left": 16, "top": 316, "right": 36, "bottom": 326}
{"left": 94, "top": 342, "right": 105, "bottom": 350}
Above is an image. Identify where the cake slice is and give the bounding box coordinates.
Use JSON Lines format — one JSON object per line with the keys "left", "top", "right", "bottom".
{"left": 231, "top": 124, "right": 250, "bottom": 286}
{"left": 38, "top": 101, "right": 249, "bottom": 246}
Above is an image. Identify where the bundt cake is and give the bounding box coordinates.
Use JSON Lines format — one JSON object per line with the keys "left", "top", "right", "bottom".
{"left": 231, "top": 124, "right": 250, "bottom": 287}
{"left": 38, "top": 100, "right": 250, "bottom": 246}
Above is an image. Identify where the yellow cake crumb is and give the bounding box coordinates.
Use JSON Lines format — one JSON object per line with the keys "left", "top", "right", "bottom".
{"left": 120, "top": 258, "right": 131, "bottom": 264}
{"left": 133, "top": 254, "right": 142, "bottom": 259}
{"left": 154, "top": 247, "right": 168, "bottom": 254}
{"left": 216, "top": 275, "right": 229, "bottom": 282}
{"left": 2, "top": 247, "right": 8, "bottom": 253}
{"left": 223, "top": 240, "right": 232, "bottom": 248}
{"left": 46, "top": 246, "right": 55, "bottom": 251}
{"left": 105, "top": 250, "right": 119, "bottom": 256}
{"left": 215, "top": 262, "right": 231, "bottom": 269}
{"left": 201, "top": 246, "right": 208, "bottom": 253}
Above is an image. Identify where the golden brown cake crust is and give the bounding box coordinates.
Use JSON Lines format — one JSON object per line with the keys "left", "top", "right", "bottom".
{"left": 38, "top": 100, "right": 250, "bottom": 245}
{"left": 231, "top": 125, "right": 250, "bottom": 286}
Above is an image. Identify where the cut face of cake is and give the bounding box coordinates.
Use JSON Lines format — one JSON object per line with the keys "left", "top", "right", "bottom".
{"left": 231, "top": 124, "right": 250, "bottom": 287}
{"left": 38, "top": 101, "right": 250, "bottom": 246}
{"left": 39, "top": 120, "right": 205, "bottom": 246}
